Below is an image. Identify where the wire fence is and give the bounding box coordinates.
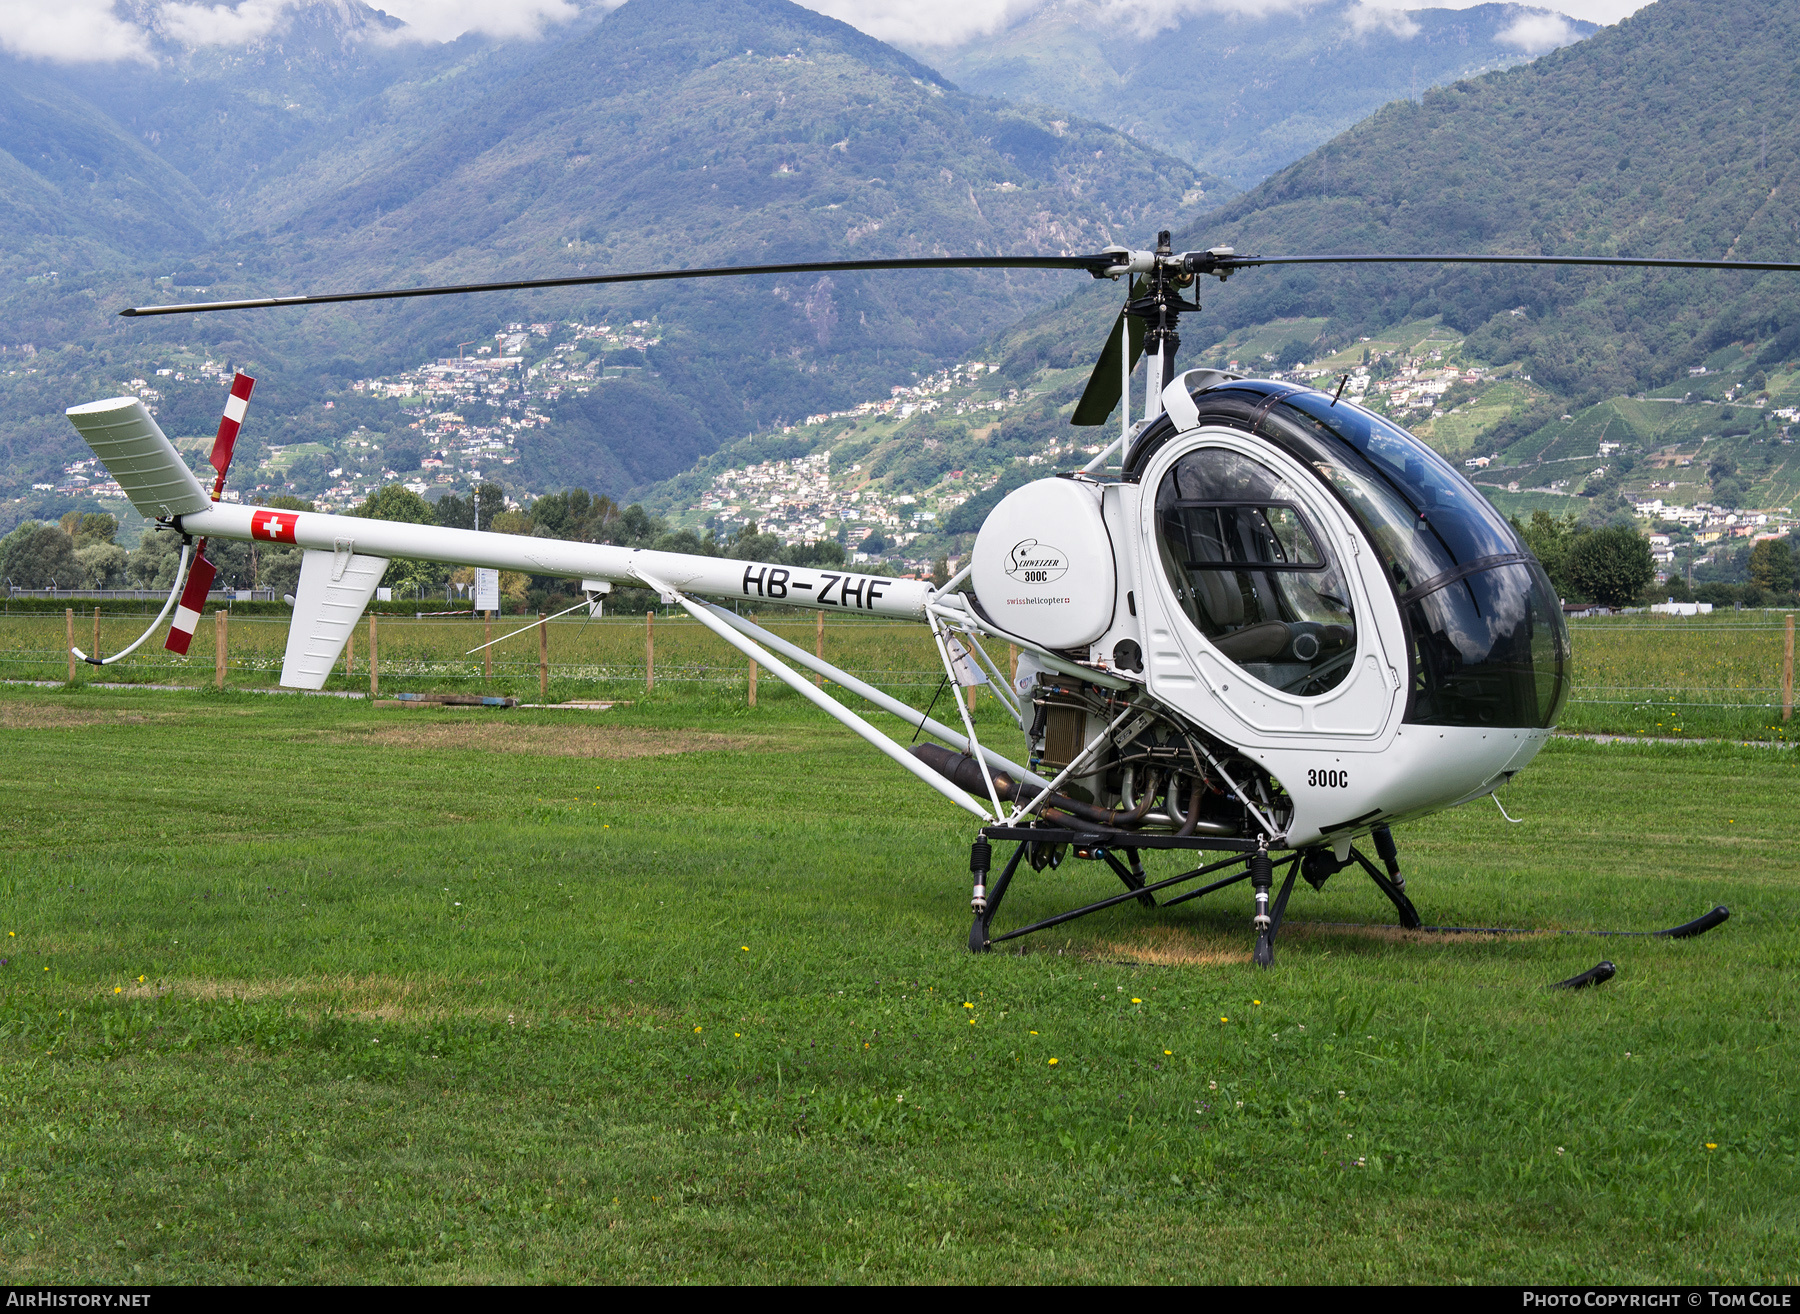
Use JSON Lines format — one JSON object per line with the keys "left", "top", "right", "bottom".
{"left": 1, "top": 609, "right": 1794, "bottom": 727}
{"left": 0, "top": 609, "right": 997, "bottom": 704}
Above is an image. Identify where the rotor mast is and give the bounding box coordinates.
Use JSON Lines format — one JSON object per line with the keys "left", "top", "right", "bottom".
{"left": 1129, "top": 230, "right": 1200, "bottom": 423}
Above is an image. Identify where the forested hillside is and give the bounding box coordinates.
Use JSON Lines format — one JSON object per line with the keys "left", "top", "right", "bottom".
{"left": 1177, "top": 0, "right": 1800, "bottom": 407}
{"left": 0, "top": 0, "right": 1223, "bottom": 528}
{"left": 628, "top": 0, "right": 1800, "bottom": 583}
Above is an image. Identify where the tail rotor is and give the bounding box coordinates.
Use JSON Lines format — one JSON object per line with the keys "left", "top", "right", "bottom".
{"left": 166, "top": 371, "right": 255, "bottom": 656}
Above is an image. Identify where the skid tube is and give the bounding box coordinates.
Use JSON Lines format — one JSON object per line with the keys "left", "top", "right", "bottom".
{"left": 969, "top": 825, "right": 1264, "bottom": 952}
{"left": 967, "top": 823, "right": 1424, "bottom": 964}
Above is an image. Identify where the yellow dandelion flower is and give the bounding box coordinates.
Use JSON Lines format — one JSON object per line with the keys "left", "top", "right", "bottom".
{"left": 741, "top": 946, "right": 749, "bottom": 951}
{"left": 1047, "top": 1058, "right": 1059, "bottom": 1066}
{"left": 963, "top": 1002, "right": 973, "bottom": 1009}
{"left": 114, "top": 986, "right": 121, "bottom": 994}
{"left": 693, "top": 1026, "right": 702, "bottom": 1033}
{"left": 1705, "top": 1143, "right": 1717, "bottom": 1150}
{"left": 1220, "top": 1016, "right": 1228, "bottom": 1022}
{"left": 1131, "top": 998, "right": 1142, "bottom": 1004}
{"left": 1163, "top": 1049, "right": 1172, "bottom": 1056}
{"left": 1029, "top": 1030, "right": 1038, "bottom": 1035}
{"left": 1253, "top": 999, "right": 1261, "bottom": 1005}
{"left": 138, "top": 975, "right": 145, "bottom": 983}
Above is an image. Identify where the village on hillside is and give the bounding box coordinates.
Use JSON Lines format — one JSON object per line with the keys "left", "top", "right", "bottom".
{"left": 41, "top": 314, "right": 1799, "bottom": 591}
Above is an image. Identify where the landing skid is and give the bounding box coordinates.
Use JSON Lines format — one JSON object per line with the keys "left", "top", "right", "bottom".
{"left": 966, "top": 822, "right": 1417, "bottom": 968}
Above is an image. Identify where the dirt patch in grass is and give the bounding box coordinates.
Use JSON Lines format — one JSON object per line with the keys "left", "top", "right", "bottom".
{"left": 1282, "top": 920, "right": 1525, "bottom": 947}
{"left": 336, "top": 722, "right": 765, "bottom": 758}
{"left": 120, "top": 973, "right": 441, "bottom": 1007}
{"left": 0, "top": 704, "right": 179, "bottom": 730}
{"left": 1098, "top": 925, "right": 1251, "bottom": 967}
{"left": 116, "top": 976, "right": 683, "bottom": 1026}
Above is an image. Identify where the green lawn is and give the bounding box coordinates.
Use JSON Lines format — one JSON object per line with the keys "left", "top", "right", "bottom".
{"left": 0, "top": 688, "right": 1794, "bottom": 1283}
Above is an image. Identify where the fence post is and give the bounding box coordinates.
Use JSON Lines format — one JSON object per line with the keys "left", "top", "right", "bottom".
{"left": 1784, "top": 613, "right": 1795, "bottom": 723}
{"left": 538, "top": 612, "right": 549, "bottom": 699}
{"left": 214, "top": 610, "right": 228, "bottom": 689}
{"left": 369, "top": 613, "right": 379, "bottom": 698}
{"left": 484, "top": 611, "right": 492, "bottom": 683}
{"left": 815, "top": 610, "right": 825, "bottom": 687}
{"left": 93, "top": 607, "right": 101, "bottom": 662}
{"left": 66, "top": 608, "right": 75, "bottom": 682}
{"left": 748, "top": 611, "right": 758, "bottom": 707}
{"left": 646, "top": 611, "right": 655, "bottom": 693}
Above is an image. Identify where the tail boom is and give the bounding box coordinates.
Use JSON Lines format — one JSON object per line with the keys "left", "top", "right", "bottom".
{"left": 175, "top": 503, "right": 933, "bottom": 621}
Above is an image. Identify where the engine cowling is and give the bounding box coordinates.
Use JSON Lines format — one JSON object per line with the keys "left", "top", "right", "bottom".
{"left": 970, "top": 476, "right": 1117, "bottom": 649}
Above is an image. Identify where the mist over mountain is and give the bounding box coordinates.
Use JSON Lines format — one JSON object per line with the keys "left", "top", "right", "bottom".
{"left": 912, "top": 1, "right": 1596, "bottom": 188}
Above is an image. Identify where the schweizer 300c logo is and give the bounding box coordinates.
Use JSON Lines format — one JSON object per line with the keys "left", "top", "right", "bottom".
{"left": 1005, "top": 538, "right": 1070, "bottom": 584}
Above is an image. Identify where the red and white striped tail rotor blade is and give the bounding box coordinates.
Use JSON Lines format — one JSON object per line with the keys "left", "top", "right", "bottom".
{"left": 207, "top": 372, "right": 255, "bottom": 497}
{"left": 165, "top": 554, "right": 218, "bottom": 656}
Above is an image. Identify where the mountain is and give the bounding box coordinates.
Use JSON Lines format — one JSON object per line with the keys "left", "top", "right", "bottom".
{"left": 1173, "top": 0, "right": 1800, "bottom": 406}
{"left": 631, "top": 0, "right": 1800, "bottom": 562}
{"left": 0, "top": 0, "right": 1225, "bottom": 510}
{"left": 911, "top": 1, "right": 1596, "bottom": 189}
{"left": 0, "top": 59, "right": 211, "bottom": 268}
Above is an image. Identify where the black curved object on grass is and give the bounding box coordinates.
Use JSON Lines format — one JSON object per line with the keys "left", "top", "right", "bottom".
{"left": 1550, "top": 961, "right": 1617, "bottom": 990}
{"left": 1656, "top": 906, "right": 1731, "bottom": 939}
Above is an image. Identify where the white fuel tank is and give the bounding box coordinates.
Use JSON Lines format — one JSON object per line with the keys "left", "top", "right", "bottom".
{"left": 971, "top": 476, "right": 1117, "bottom": 649}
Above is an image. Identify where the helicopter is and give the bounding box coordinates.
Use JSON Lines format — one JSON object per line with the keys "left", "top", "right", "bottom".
{"left": 64, "top": 235, "right": 1783, "bottom": 965}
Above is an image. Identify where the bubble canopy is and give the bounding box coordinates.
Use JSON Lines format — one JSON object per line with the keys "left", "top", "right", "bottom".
{"left": 1141, "top": 381, "right": 1571, "bottom": 729}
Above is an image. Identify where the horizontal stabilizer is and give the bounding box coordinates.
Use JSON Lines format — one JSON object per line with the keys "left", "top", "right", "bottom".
{"left": 64, "top": 397, "right": 211, "bottom": 520}
{"left": 280, "top": 546, "right": 390, "bottom": 689}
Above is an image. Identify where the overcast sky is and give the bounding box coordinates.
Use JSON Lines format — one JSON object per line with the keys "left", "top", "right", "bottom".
{"left": 3, "top": 0, "right": 1649, "bottom": 65}
{"left": 804, "top": 0, "right": 1648, "bottom": 46}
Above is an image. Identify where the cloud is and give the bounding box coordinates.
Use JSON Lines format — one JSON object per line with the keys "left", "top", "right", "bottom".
{"left": 801, "top": 0, "right": 1037, "bottom": 47}
{"left": 0, "top": 0, "right": 154, "bottom": 63}
{"left": 805, "top": 0, "right": 1352, "bottom": 47}
{"left": 810, "top": 0, "right": 1643, "bottom": 47}
{"left": 1496, "top": 9, "right": 1580, "bottom": 52}
{"left": 0, "top": 0, "right": 588, "bottom": 63}
{"left": 373, "top": 0, "right": 585, "bottom": 43}
{"left": 1345, "top": 1, "right": 1421, "bottom": 38}
{"left": 159, "top": 0, "right": 292, "bottom": 46}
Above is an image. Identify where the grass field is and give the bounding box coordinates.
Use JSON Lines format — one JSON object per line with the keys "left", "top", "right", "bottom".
{"left": 5, "top": 608, "right": 1797, "bottom": 742}
{"left": 0, "top": 686, "right": 1794, "bottom": 1283}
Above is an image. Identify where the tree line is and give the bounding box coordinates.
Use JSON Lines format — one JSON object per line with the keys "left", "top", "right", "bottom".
{"left": 0, "top": 484, "right": 849, "bottom": 615}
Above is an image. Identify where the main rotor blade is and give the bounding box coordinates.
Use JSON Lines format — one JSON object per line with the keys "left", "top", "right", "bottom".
{"left": 118, "top": 253, "right": 1120, "bottom": 317}
{"left": 1070, "top": 277, "right": 1149, "bottom": 428}
{"left": 1214, "top": 252, "right": 1800, "bottom": 274}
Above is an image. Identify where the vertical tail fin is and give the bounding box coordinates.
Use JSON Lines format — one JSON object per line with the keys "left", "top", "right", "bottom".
{"left": 280, "top": 546, "right": 390, "bottom": 689}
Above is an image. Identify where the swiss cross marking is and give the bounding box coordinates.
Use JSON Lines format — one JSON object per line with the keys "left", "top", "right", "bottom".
{"left": 251, "top": 511, "right": 298, "bottom": 543}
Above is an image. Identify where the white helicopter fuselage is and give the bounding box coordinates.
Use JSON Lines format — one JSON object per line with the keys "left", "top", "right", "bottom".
{"left": 964, "top": 374, "right": 1568, "bottom": 850}
{"left": 68, "top": 381, "right": 1565, "bottom": 855}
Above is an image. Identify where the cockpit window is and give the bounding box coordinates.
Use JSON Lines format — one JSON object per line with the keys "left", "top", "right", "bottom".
{"left": 1156, "top": 448, "right": 1356, "bottom": 696}
{"left": 1246, "top": 390, "right": 1572, "bottom": 728}
{"left": 1271, "top": 391, "right": 1520, "bottom": 594}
